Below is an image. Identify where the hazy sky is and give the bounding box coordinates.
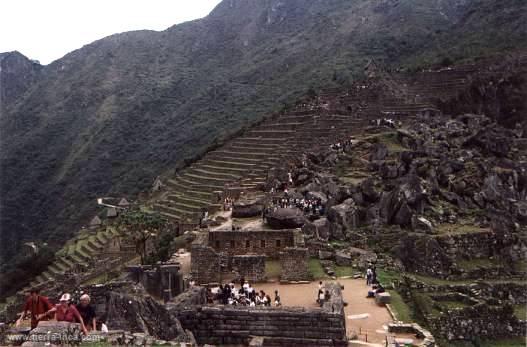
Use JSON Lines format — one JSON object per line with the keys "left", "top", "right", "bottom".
{"left": 1, "top": 0, "right": 222, "bottom": 65}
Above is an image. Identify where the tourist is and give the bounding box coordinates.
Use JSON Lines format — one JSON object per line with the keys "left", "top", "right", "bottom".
{"left": 40, "top": 293, "right": 88, "bottom": 335}
{"left": 77, "top": 294, "right": 96, "bottom": 331}
{"left": 372, "top": 266, "right": 377, "bottom": 284}
{"left": 248, "top": 284, "right": 255, "bottom": 300}
{"left": 265, "top": 294, "right": 272, "bottom": 307}
{"left": 16, "top": 288, "right": 54, "bottom": 329}
{"left": 274, "top": 290, "right": 281, "bottom": 307}
{"left": 206, "top": 288, "right": 214, "bottom": 304}
{"left": 366, "top": 267, "right": 373, "bottom": 286}
{"left": 318, "top": 281, "right": 324, "bottom": 291}
{"left": 317, "top": 290, "right": 325, "bottom": 306}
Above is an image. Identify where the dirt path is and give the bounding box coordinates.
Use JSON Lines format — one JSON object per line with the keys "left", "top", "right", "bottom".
{"left": 255, "top": 278, "right": 393, "bottom": 344}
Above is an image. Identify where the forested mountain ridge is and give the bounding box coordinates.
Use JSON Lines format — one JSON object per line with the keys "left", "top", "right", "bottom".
{"left": 1, "top": 0, "right": 526, "bottom": 291}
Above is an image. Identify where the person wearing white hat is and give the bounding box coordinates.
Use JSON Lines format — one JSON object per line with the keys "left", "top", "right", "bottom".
{"left": 38, "top": 293, "right": 88, "bottom": 335}
{"left": 77, "top": 294, "right": 97, "bottom": 331}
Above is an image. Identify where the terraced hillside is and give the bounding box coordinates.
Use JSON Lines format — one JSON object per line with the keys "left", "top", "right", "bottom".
{"left": 23, "top": 227, "right": 121, "bottom": 294}
{"left": 153, "top": 53, "right": 527, "bottom": 224}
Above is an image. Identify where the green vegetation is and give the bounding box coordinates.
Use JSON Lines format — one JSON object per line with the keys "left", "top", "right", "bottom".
{"left": 412, "top": 292, "right": 442, "bottom": 318}
{"left": 308, "top": 258, "right": 327, "bottom": 280}
{"left": 441, "top": 301, "right": 470, "bottom": 310}
{"left": 457, "top": 258, "right": 501, "bottom": 271}
{"left": 377, "top": 270, "right": 402, "bottom": 288}
{"left": 265, "top": 260, "right": 281, "bottom": 279}
{"left": 513, "top": 304, "right": 526, "bottom": 320}
{"left": 388, "top": 290, "right": 413, "bottom": 323}
{"left": 435, "top": 224, "right": 488, "bottom": 235}
{"left": 368, "top": 132, "right": 408, "bottom": 153}
{"left": 334, "top": 265, "right": 356, "bottom": 278}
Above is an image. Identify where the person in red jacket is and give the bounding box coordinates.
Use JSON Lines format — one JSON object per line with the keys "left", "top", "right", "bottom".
{"left": 38, "top": 293, "right": 88, "bottom": 335}
{"left": 16, "top": 288, "right": 54, "bottom": 329}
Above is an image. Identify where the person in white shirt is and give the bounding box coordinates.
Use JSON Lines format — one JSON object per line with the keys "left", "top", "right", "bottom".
{"left": 366, "top": 267, "right": 373, "bottom": 286}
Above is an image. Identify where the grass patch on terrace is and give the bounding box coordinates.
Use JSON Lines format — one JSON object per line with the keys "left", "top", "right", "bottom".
{"left": 411, "top": 273, "right": 474, "bottom": 286}
{"left": 377, "top": 269, "right": 402, "bottom": 287}
{"left": 457, "top": 258, "right": 501, "bottom": 271}
{"left": 441, "top": 300, "right": 470, "bottom": 310}
{"left": 265, "top": 260, "right": 281, "bottom": 279}
{"left": 82, "top": 272, "right": 110, "bottom": 285}
{"left": 339, "top": 176, "right": 368, "bottom": 186}
{"left": 388, "top": 290, "right": 413, "bottom": 322}
{"left": 514, "top": 304, "right": 526, "bottom": 320}
{"left": 334, "top": 265, "right": 356, "bottom": 278}
{"left": 435, "top": 223, "right": 488, "bottom": 235}
{"left": 365, "top": 131, "right": 408, "bottom": 153}
{"left": 308, "top": 258, "right": 328, "bottom": 280}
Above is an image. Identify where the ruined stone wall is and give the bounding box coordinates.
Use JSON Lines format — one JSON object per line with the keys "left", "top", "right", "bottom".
{"left": 172, "top": 283, "right": 346, "bottom": 347}
{"left": 190, "top": 243, "right": 221, "bottom": 285}
{"left": 435, "top": 230, "right": 527, "bottom": 261}
{"left": 209, "top": 230, "right": 296, "bottom": 258}
{"left": 232, "top": 255, "right": 266, "bottom": 282}
{"left": 429, "top": 303, "right": 526, "bottom": 341}
{"left": 280, "top": 247, "right": 310, "bottom": 282}
{"left": 127, "top": 264, "right": 184, "bottom": 301}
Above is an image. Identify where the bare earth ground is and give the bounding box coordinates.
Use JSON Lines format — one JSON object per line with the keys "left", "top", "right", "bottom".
{"left": 256, "top": 279, "right": 401, "bottom": 345}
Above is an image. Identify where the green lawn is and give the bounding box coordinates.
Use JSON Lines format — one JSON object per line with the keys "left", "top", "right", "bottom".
{"left": 265, "top": 260, "right": 281, "bottom": 279}
{"left": 388, "top": 290, "right": 413, "bottom": 322}
{"left": 308, "top": 258, "right": 328, "bottom": 279}
{"left": 334, "top": 265, "right": 356, "bottom": 278}
{"left": 377, "top": 269, "right": 402, "bottom": 287}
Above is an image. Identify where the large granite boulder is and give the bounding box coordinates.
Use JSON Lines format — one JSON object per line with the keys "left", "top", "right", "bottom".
{"left": 302, "top": 217, "right": 330, "bottom": 241}
{"left": 327, "top": 198, "right": 363, "bottom": 240}
{"left": 266, "top": 208, "right": 306, "bottom": 229}
{"left": 232, "top": 197, "right": 263, "bottom": 218}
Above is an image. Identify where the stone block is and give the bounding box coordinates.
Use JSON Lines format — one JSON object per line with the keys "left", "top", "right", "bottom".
{"left": 375, "top": 292, "right": 391, "bottom": 305}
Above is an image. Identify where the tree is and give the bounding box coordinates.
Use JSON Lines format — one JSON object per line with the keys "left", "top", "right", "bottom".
{"left": 117, "top": 210, "right": 167, "bottom": 264}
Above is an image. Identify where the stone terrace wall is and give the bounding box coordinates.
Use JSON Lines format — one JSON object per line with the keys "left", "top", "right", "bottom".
{"left": 435, "top": 230, "right": 526, "bottom": 261}
{"left": 209, "top": 230, "right": 296, "bottom": 258}
{"left": 232, "top": 255, "right": 267, "bottom": 282}
{"left": 191, "top": 243, "right": 221, "bottom": 285}
{"left": 280, "top": 247, "right": 310, "bottom": 282}
{"left": 429, "top": 303, "right": 526, "bottom": 341}
{"left": 173, "top": 283, "right": 346, "bottom": 347}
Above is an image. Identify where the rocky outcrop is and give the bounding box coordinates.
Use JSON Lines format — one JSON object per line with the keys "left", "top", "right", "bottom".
{"left": 81, "top": 282, "right": 194, "bottom": 343}
{"left": 232, "top": 197, "right": 264, "bottom": 218}
{"left": 266, "top": 208, "right": 306, "bottom": 229}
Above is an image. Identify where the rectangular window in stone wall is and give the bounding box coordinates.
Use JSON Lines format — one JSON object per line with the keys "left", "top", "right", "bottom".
{"left": 246, "top": 240, "right": 250, "bottom": 248}
{"left": 261, "top": 240, "right": 266, "bottom": 248}
{"left": 230, "top": 240, "right": 235, "bottom": 248}
{"left": 276, "top": 240, "right": 281, "bottom": 247}
{"left": 215, "top": 240, "right": 220, "bottom": 248}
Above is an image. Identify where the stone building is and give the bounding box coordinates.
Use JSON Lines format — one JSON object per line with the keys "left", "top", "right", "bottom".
{"left": 191, "top": 229, "right": 310, "bottom": 284}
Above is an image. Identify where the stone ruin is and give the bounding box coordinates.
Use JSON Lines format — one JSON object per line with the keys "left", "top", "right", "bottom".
{"left": 170, "top": 283, "right": 347, "bottom": 347}
{"left": 191, "top": 229, "right": 310, "bottom": 284}
{"left": 126, "top": 258, "right": 185, "bottom": 302}
{"left": 396, "top": 274, "right": 527, "bottom": 342}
